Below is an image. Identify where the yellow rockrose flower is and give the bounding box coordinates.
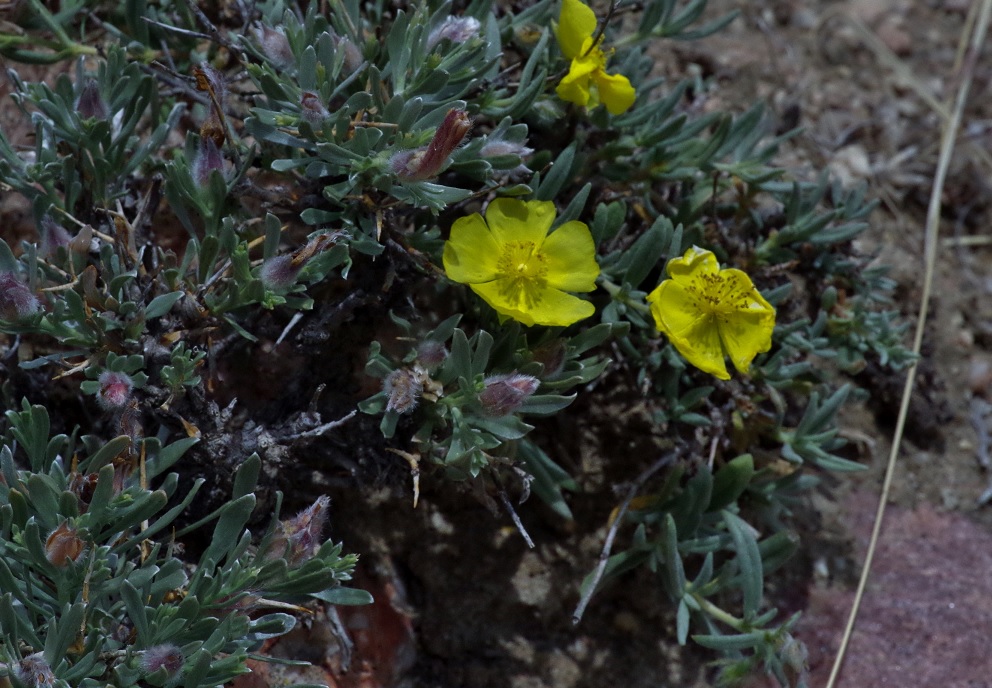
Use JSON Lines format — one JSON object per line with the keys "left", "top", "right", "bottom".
{"left": 555, "top": 0, "right": 636, "bottom": 115}
{"left": 646, "top": 247, "right": 776, "bottom": 380}
{"left": 443, "top": 198, "right": 600, "bottom": 327}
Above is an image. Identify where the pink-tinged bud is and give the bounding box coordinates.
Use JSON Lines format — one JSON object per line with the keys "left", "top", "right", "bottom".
{"left": 252, "top": 24, "right": 294, "bottom": 69}
{"left": 260, "top": 233, "right": 337, "bottom": 290}
{"left": 140, "top": 644, "right": 184, "bottom": 676}
{"left": 281, "top": 495, "right": 330, "bottom": 565}
{"left": 300, "top": 91, "right": 331, "bottom": 126}
{"left": 427, "top": 16, "right": 481, "bottom": 49}
{"left": 531, "top": 339, "right": 567, "bottom": 378}
{"left": 16, "top": 653, "right": 54, "bottom": 687}
{"left": 192, "top": 136, "right": 225, "bottom": 188}
{"left": 330, "top": 31, "right": 364, "bottom": 73}
{"left": 416, "top": 340, "right": 448, "bottom": 372}
{"left": 97, "top": 371, "right": 133, "bottom": 410}
{"left": 478, "top": 373, "right": 540, "bottom": 417}
{"left": 259, "top": 255, "right": 299, "bottom": 290}
{"left": 384, "top": 368, "right": 423, "bottom": 413}
{"left": 391, "top": 109, "right": 472, "bottom": 182}
{"left": 45, "top": 521, "right": 85, "bottom": 566}
{"left": 39, "top": 216, "right": 71, "bottom": 256}
{"left": 0, "top": 272, "right": 40, "bottom": 320}
{"left": 76, "top": 78, "right": 108, "bottom": 120}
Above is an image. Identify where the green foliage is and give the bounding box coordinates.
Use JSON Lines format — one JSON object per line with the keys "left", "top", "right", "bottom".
{"left": 0, "top": 405, "right": 363, "bottom": 687}
{"left": 0, "top": 0, "right": 916, "bottom": 685}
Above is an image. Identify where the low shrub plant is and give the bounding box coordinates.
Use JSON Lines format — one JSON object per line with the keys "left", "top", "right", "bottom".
{"left": 0, "top": 0, "right": 912, "bottom": 685}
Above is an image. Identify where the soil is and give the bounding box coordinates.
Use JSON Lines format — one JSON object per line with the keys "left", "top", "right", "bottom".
{"left": 5, "top": 0, "right": 992, "bottom": 687}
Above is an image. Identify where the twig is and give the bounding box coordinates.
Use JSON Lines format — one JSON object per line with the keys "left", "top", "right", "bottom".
{"left": 498, "top": 489, "right": 534, "bottom": 549}
{"left": 287, "top": 410, "right": 357, "bottom": 439}
{"left": 825, "top": 1, "right": 992, "bottom": 685}
{"left": 573, "top": 451, "right": 677, "bottom": 625}
{"left": 181, "top": 0, "right": 244, "bottom": 59}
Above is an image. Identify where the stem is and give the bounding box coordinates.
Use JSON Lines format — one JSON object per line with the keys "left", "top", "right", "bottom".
{"left": 598, "top": 276, "right": 651, "bottom": 315}
{"left": 691, "top": 593, "right": 746, "bottom": 632}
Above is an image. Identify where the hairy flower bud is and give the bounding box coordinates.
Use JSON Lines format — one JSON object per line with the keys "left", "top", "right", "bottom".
{"left": 416, "top": 340, "right": 448, "bottom": 372}
{"left": 191, "top": 136, "right": 225, "bottom": 188}
{"left": 76, "top": 78, "right": 108, "bottom": 120}
{"left": 480, "top": 136, "right": 534, "bottom": 161}
{"left": 39, "top": 215, "right": 71, "bottom": 257}
{"left": 330, "top": 31, "right": 363, "bottom": 73}
{"left": 279, "top": 495, "right": 331, "bottom": 566}
{"left": 0, "top": 272, "right": 40, "bottom": 320}
{"left": 384, "top": 368, "right": 423, "bottom": 414}
{"left": 16, "top": 653, "right": 54, "bottom": 687}
{"left": 391, "top": 109, "right": 472, "bottom": 182}
{"left": 97, "top": 371, "right": 133, "bottom": 410}
{"left": 531, "top": 339, "right": 567, "bottom": 378}
{"left": 140, "top": 644, "right": 184, "bottom": 677}
{"left": 427, "top": 16, "right": 481, "bottom": 49}
{"left": 259, "top": 255, "right": 299, "bottom": 290}
{"left": 45, "top": 521, "right": 84, "bottom": 566}
{"left": 478, "top": 373, "right": 540, "bottom": 417}
{"left": 260, "top": 233, "right": 337, "bottom": 290}
{"left": 252, "top": 24, "right": 294, "bottom": 69}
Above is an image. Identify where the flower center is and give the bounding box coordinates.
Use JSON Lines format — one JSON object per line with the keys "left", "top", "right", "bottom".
{"left": 496, "top": 240, "right": 549, "bottom": 307}
{"left": 689, "top": 271, "right": 751, "bottom": 318}
{"left": 497, "top": 241, "right": 548, "bottom": 282}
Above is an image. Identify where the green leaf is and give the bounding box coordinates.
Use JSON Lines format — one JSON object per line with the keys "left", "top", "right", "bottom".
{"left": 692, "top": 630, "right": 765, "bottom": 651}
{"left": 723, "top": 510, "right": 763, "bottom": 619}
{"left": 311, "top": 586, "right": 374, "bottom": 606}
{"left": 144, "top": 291, "right": 184, "bottom": 319}
{"left": 676, "top": 598, "right": 690, "bottom": 645}
{"left": 707, "top": 454, "right": 754, "bottom": 512}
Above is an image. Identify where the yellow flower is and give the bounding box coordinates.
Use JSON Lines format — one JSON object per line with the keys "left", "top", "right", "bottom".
{"left": 555, "top": 0, "right": 636, "bottom": 115}
{"left": 646, "top": 247, "right": 775, "bottom": 380}
{"left": 443, "top": 198, "right": 600, "bottom": 327}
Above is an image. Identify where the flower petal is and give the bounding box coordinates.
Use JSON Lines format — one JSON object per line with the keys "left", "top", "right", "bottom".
{"left": 647, "top": 280, "right": 730, "bottom": 379}
{"left": 717, "top": 285, "right": 776, "bottom": 374}
{"left": 443, "top": 213, "right": 501, "bottom": 284}
{"left": 557, "top": 0, "right": 597, "bottom": 60}
{"left": 472, "top": 279, "right": 594, "bottom": 327}
{"left": 542, "top": 220, "right": 600, "bottom": 292}
{"left": 666, "top": 246, "right": 720, "bottom": 282}
{"left": 484, "top": 198, "right": 555, "bottom": 247}
{"left": 594, "top": 70, "right": 636, "bottom": 115}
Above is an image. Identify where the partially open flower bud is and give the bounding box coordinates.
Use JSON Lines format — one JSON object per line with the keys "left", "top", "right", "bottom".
{"left": 390, "top": 109, "right": 472, "bottom": 182}
{"left": 45, "top": 521, "right": 84, "bottom": 566}
{"left": 252, "top": 24, "right": 294, "bottom": 69}
{"left": 301, "top": 91, "right": 331, "bottom": 126}
{"left": 384, "top": 368, "right": 423, "bottom": 414}
{"left": 97, "top": 371, "right": 133, "bottom": 410}
{"left": 478, "top": 373, "right": 540, "bottom": 417}
{"left": 192, "top": 136, "right": 225, "bottom": 188}
{"left": 76, "top": 78, "right": 108, "bottom": 120}
{"left": 427, "top": 16, "right": 481, "bottom": 49}
{"left": 140, "top": 644, "right": 184, "bottom": 677}
{"left": 0, "top": 272, "right": 40, "bottom": 320}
